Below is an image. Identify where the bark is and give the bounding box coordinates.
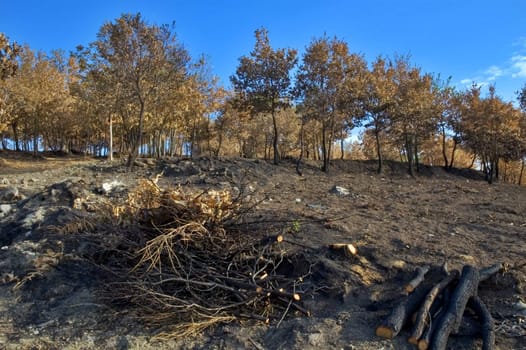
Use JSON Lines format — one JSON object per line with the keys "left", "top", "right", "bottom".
{"left": 376, "top": 283, "right": 433, "bottom": 339}
{"left": 408, "top": 270, "right": 459, "bottom": 344}
{"left": 12, "top": 122, "right": 20, "bottom": 151}
{"left": 108, "top": 114, "right": 113, "bottom": 162}
{"left": 404, "top": 265, "right": 431, "bottom": 294}
{"left": 479, "top": 263, "right": 503, "bottom": 282}
{"left": 321, "top": 124, "right": 329, "bottom": 173}
{"left": 519, "top": 159, "right": 524, "bottom": 186}
{"left": 468, "top": 296, "right": 495, "bottom": 350}
{"left": 414, "top": 135, "right": 420, "bottom": 173}
{"left": 296, "top": 121, "right": 304, "bottom": 176}
{"left": 375, "top": 125, "right": 383, "bottom": 174}
{"left": 441, "top": 126, "right": 448, "bottom": 168}
{"left": 429, "top": 265, "right": 480, "bottom": 350}
{"left": 271, "top": 108, "right": 279, "bottom": 165}
{"left": 448, "top": 138, "right": 459, "bottom": 170}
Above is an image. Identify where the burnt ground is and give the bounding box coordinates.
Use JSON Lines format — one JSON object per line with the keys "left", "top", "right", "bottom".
{"left": 0, "top": 152, "right": 525, "bottom": 349}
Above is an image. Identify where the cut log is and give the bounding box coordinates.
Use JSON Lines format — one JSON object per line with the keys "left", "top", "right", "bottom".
{"left": 329, "top": 243, "right": 358, "bottom": 256}
{"left": 258, "top": 234, "right": 284, "bottom": 247}
{"left": 418, "top": 287, "right": 452, "bottom": 350}
{"left": 408, "top": 269, "right": 459, "bottom": 345}
{"left": 376, "top": 283, "right": 432, "bottom": 339}
{"left": 479, "top": 263, "right": 503, "bottom": 282}
{"left": 404, "top": 265, "right": 431, "bottom": 294}
{"left": 429, "top": 265, "right": 480, "bottom": 350}
{"left": 468, "top": 295, "right": 495, "bottom": 350}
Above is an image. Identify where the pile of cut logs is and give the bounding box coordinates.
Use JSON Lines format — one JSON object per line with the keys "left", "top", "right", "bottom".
{"left": 376, "top": 263, "right": 503, "bottom": 350}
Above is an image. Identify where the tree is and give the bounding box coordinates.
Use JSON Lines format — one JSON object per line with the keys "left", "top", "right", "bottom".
{"left": 0, "top": 33, "right": 20, "bottom": 80}
{"left": 89, "top": 13, "right": 189, "bottom": 167}
{"left": 388, "top": 57, "right": 437, "bottom": 176}
{"left": 0, "top": 33, "right": 20, "bottom": 146}
{"left": 519, "top": 84, "right": 526, "bottom": 111}
{"left": 2, "top": 47, "right": 71, "bottom": 154}
{"left": 295, "top": 35, "right": 366, "bottom": 172}
{"left": 231, "top": 27, "right": 297, "bottom": 165}
{"left": 460, "top": 85, "right": 524, "bottom": 183}
{"left": 356, "top": 56, "right": 396, "bottom": 173}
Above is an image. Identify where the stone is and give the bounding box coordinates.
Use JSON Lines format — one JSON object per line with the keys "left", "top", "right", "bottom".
{"left": 0, "top": 186, "right": 20, "bottom": 201}
{"left": 330, "top": 185, "right": 350, "bottom": 196}
{"left": 100, "top": 181, "right": 125, "bottom": 194}
{"left": 0, "top": 204, "right": 12, "bottom": 217}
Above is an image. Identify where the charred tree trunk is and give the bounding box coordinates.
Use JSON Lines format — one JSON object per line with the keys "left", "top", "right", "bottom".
{"left": 271, "top": 108, "right": 280, "bottom": 165}
{"left": 519, "top": 158, "right": 525, "bottom": 185}
{"left": 296, "top": 119, "right": 305, "bottom": 176}
{"left": 441, "top": 126, "right": 449, "bottom": 169}
{"left": 375, "top": 125, "right": 383, "bottom": 174}
{"left": 405, "top": 133, "right": 415, "bottom": 177}
{"left": 448, "top": 137, "right": 459, "bottom": 170}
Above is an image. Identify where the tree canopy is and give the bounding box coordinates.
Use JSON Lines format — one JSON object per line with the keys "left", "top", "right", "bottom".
{"left": 0, "top": 15, "right": 525, "bottom": 184}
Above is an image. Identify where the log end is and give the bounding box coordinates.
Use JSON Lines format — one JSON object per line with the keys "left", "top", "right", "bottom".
{"left": 376, "top": 325, "right": 395, "bottom": 339}
{"left": 329, "top": 243, "right": 358, "bottom": 256}
{"left": 417, "top": 339, "right": 429, "bottom": 350}
{"left": 407, "top": 336, "right": 419, "bottom": 345}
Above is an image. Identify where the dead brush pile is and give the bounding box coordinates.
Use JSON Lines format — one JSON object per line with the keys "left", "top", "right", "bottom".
{"left": 90, "top": 180, "right": 311, "bottom": 339}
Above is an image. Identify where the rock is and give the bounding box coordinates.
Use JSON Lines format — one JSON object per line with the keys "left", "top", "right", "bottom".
{"left": 0, "top": 204, "right": 12, "bottom": 217}
{"left": 0, "top": 186, "right": 20, "bottom": 201}
{"left": 1, "top": 178, "right": 10, "bottom": 185}
{"left": 99, "top": 181, "right": 125, "bottom": 194}
{"left": 330, "top": 185, "right": 350, "bottom": 196}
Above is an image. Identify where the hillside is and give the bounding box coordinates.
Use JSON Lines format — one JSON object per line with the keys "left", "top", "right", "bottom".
{"left": 0, "top": 153, "right": 525, "bottom": 349}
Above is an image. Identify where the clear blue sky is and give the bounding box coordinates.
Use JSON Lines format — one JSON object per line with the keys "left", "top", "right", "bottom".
{"left": 3, "top": 0, "right": 526, "bottom": 102}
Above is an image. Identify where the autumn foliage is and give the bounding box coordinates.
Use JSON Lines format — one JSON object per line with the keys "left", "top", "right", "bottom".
{"left": 0, "top": 14, "right": 525, "bottom": 183}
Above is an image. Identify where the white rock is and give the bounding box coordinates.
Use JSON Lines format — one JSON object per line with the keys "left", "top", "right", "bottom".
{"left": 0, "top": 204, "right": 12, "bottom": 215}
{"left": 330, "top": 185, "right": 350, "bottom": 196}
{"left": 100, "top": 181, "right": 125, "bottom": 194}
{"left": 0, "top": 186, "right": 19, "bottom": 201}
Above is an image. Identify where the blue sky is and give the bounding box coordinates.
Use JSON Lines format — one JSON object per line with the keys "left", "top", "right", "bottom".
{"left": 3, "top": 1, "right": 526, "bottom": 102}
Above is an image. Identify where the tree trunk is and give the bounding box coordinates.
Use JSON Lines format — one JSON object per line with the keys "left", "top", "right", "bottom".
{"left": 127, "top": 99, "right": 145, "bottom": 169}
{"left": 12, "top": 122, "right": 20, "bottom": 151}
{"left": 519, "top": 158, "right": 525, "bottom": 185}
{"left": 296, "top": 119, "right": 304, "bottom": 176}
{"left": 321, "top": 124, "right": 329, "bottom": 173}
{"left": 448, "top": 138, "right": 458, "bottom": 170}
{"left": 406, "top": 133, "right": 414, "bottom": 177}
{"left": 375, "top": 126, "right": 383, "bottom": 174}
{"left": 271, "top": 109, "right": 280, "bottom": 165}
{"left": 108, "top": 114, "right": 113, "bottom": 162}
{"left": 414, "top": 135, "right": 420, "bottom": 173}
{"left": 441, "top": 126, "right": 449, "bottom": 169}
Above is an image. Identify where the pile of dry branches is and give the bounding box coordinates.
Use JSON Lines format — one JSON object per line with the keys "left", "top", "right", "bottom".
{"left": 92, "top": 180, "right": 310, "bottom": 339}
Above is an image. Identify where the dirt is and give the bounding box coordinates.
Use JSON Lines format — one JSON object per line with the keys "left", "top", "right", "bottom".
{"left": 0, "top": 151, "right": 525, "bottom": 350}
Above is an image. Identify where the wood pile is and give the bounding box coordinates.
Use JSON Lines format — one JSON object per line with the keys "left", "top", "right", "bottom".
{"left": 87, "top": 180, "right": 313, "bottom": 340}
{"left": 376, "top": 263, "right": 503, "bottom": 350}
